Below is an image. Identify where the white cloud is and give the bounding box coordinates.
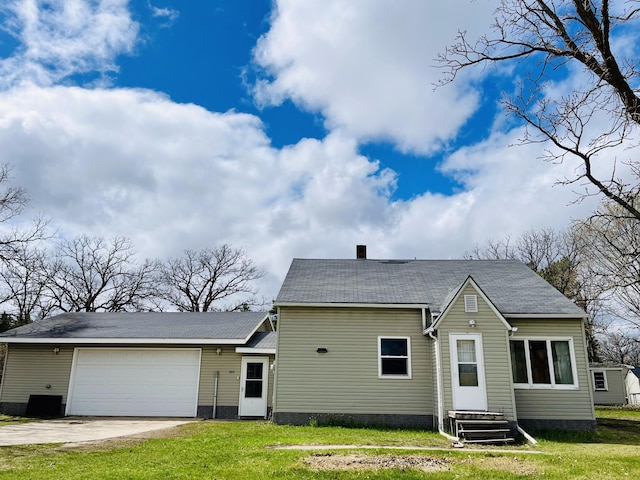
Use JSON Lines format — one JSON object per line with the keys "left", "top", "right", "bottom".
{"left": 0, "top": 0, "right": 627, "bottom": 305}
{"left": 148, "top": 2, "right": 179, "bottom": 27}
{"left": 0, "top": 0, "right": 138, "bottom": 88}
{"left": 253, "top": 0, "right": 497, "bottom": 154}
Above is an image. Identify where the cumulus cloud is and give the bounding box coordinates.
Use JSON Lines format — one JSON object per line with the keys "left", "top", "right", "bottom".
{"left": 252, "top": 0, "right": 496, "bottom": 154}
{"left": 0, "top": 84, "right": 601, "bottom": 299}
{"left": 0, "top": 0, "right": 622, "bottom": 303}
{"left": 0, "top": 0, "right": 138, "bottom": 88}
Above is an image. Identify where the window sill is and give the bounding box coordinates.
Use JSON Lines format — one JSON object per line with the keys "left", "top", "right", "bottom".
{"left": 514, "top": 384, "right": 579, "bottom": 390}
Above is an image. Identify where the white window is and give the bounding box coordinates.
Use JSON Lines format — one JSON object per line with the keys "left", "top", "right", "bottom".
{"left": 378, "top": 336, "right": 412, "bottom": 379}
{"left": 509, "top": 338, "right": 578, "bottom": 389}
{"left": 464, "top": 295, "right": 478, "bottom": 312}
{"left": 592, "top": 370, "right": 608, "bottom": 391}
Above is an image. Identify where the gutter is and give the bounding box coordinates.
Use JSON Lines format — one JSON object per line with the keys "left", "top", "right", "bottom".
{"left": 425, "top": 325, "right": 458, "bottom": 442}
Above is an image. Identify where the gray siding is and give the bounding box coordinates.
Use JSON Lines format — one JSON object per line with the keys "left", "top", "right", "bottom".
{"left": 437, "top": 285, "right": 517, "bottom": 421}
{"left": 591, "top": 369, "right": 626, "bottom": 406}
{"left": 510, "top": 319, "right": 594, "bottom": 421}
{"left": 274, "top": 307, "right": 433, "bottom": 417}
{"left": 0, "top": 344, "right": 73, "bottom": 404}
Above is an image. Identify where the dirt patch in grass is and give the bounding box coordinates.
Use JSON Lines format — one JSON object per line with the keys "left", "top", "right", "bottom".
{"left": 304, "top": 453, "right": 449, "bottom": 472}
{"left": 305, "top": 452, "right": 539, "bottom": 475}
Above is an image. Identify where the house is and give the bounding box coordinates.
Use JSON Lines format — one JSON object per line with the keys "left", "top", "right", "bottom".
{"left": 625, "top": 367, "right": 640, "bottom": 405}
{"left": 589, "top": 364, "right": 627, "bottom": 405}
{"left": 0, "top": 312, "right": 275, "bottom": 419}
{"left": 272, "top": 251, "right": 596, "bottom": 437}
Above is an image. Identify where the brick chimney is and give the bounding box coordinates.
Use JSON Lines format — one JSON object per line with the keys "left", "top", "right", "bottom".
{"left": 356, "top": 245, "right": 367, "bottom": 259}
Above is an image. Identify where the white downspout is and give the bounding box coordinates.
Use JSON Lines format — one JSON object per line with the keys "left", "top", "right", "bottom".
{"left": 426, "top": 326, "right": 458, "bottom": 442}
{"left": 517, "top": 425, "right": 537, "bottom": 445}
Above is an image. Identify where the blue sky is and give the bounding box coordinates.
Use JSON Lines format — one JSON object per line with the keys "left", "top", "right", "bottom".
{"left": 106, "top": 0, "right": 490, "bottom": 199}
{"left": 0, "top": 0, "right": 627, "bottom": 301}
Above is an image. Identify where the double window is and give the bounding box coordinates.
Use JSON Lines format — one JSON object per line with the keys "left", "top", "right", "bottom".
{"left": 510, "top": 338, "right": 578, "bottom": 389}
{"left": 378, "top": 336, "right": 411, "bottom": 378}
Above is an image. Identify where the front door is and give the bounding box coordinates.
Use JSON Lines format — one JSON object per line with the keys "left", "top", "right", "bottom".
{"left": 238, "top": 357, "right": 269, "bottom": 418}
{"left": 449, "top": 334, "right": 488, "bottom": 411}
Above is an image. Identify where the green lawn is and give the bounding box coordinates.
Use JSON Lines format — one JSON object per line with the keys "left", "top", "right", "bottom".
{"left": 0, "top": 415, "right": 33, "bottom": 426}
{"left": 0, "top": 408, "right": 638, "bottom": 479}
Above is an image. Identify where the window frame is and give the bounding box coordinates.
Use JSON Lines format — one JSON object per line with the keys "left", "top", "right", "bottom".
{"left": 509, "top": 337, "right": 579, "bottom": 390}
{"left": 378, "top": 336, "right": 412, "bottom": 379}
{"left": 591, "top": 370, "right": 608, "bottom": 391}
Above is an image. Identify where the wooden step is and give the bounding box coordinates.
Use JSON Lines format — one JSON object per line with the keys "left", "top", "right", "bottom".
{"left": 455, "top": 419, "right": 508, "bottom": 425}
{"left": 458, "top": 428, "right": 511, "bottom": 433}
{"left": 464, "top": 437, "right": 516, "bottom": 444}
{"left": 447, "top": 410, "right": 515, "bottom": 443}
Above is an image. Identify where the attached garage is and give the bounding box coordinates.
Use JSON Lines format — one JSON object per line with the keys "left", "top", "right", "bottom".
{"left": 66, "top": 348, "right": 201, "bottom": 417}
{"left": 0, "top": 312, "right": 275, "bottom": 419}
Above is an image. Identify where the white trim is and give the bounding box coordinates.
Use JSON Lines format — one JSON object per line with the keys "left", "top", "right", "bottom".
{"left": 275, "top": 302, "right": 429, "bottom": 309}
{"left": 0, "top": 343, "right": 10, "bottom": 400}
{"left": 377, "top": 336, "right": 412, "bottom": 379}
{"left": 591, "top": 369, "right": 609, "bottom": 391}
{"left": 242, "top": 314, "right": 272, "bottom": 343}
{"left": 235, "top": 347, "right": 276, "bottom": 354}
{"left": 432, "top": 276, "right": 514, "bottom": 332}
{"left": 238, "top": 356, "right": 269, "bottom": 418}
{"left": 66, "top": 347, "right": 202, "bottom": 417}
{"left": 449, "top": 333, "right": 488, "bottom": 411}
{"left": 0, "top": 338, "right": 247, "bottom": 345}
{"left": 510, "top": 337, "right": 579, "bottom": 390}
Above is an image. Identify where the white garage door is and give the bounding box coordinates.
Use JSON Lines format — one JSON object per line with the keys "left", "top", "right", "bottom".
{"left": 66, "top": 348, "right": 201, "bottom": 417}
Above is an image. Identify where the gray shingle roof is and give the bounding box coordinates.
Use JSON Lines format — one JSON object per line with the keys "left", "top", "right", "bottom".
{"left": 245, "top": 331, "right": 277, "bottom": 350}
{"left": 0, "top": 311, "right": 269, "bottom": 342}
{"left": 275, "top": 259, "right": 586, "bottom": 316}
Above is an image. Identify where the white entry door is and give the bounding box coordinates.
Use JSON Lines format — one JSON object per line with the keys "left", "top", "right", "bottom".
{"left": 238, "top": 357, "right": 269, "bottom": 418}
{"left": 449, "top": 334, "right": 488, "bottom": 411}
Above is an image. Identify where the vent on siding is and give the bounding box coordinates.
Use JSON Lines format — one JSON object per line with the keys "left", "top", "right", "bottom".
{"left": 464, "top": 295, "right": 478, "bottom": 313}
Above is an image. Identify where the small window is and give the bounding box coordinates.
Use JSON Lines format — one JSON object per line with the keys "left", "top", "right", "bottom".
{"left": 592, "top": 371, "right": 608, "bottom": 391}
{"left": 456, "top": 339, "right": 479, "bottom": 386}
{"left": 464, "top": 295, "right": 478, "bottom": 312}
{"left": 509, "top": 338, "right": 578, "bottom": 389}
{"left": 378, "top": 337, "right": 411, "bottom": 378}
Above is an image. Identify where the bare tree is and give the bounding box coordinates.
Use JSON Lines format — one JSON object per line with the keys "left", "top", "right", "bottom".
{"left": 439, "top": 0, "right": 640, "bottom": 220}
{"left": 598, "top": 330, "right": 640, "bottom": 366}
{"left": 45, "top": 235, "right": 159, "bottom": 313}
{"left": 157, "top": 245, "right": 264, "bottom": 312}
{"left": 466, "top": 227, "right": 603, "bottom": 360}
{"left": 0, "top": 245, "right": 54, "bottom": 324}
{"left": 574, "top": 199, "right": 640, "bottom": 328}
{"left": 0, "top": 164, "right": 48, "bottom": 262}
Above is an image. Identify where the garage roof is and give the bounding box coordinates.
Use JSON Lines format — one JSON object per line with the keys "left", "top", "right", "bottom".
{"left": 0, "top": 311, "right": 271, "bottom": 345}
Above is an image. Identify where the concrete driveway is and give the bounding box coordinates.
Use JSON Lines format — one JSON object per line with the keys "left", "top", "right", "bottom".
{"left": 0, "top": 418, "right": 195, "bottom": 446}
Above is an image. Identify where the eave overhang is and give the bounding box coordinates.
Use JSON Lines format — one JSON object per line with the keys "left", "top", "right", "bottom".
{"left": 275, "top": 302, "right": 429, "bottom": 309}
{"left": 0, "top": 337, "right": 248, "bottom": 345}
{"left": 235, "top": 347, "right": 276, "bottom": 354}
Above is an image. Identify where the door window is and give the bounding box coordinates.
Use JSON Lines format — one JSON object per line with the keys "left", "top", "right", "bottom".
{"left": 244, "top": 362, "right": 264, "bottom": 398}
{"left": 457, "top": 339, "right": 479, "bottom": 386}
